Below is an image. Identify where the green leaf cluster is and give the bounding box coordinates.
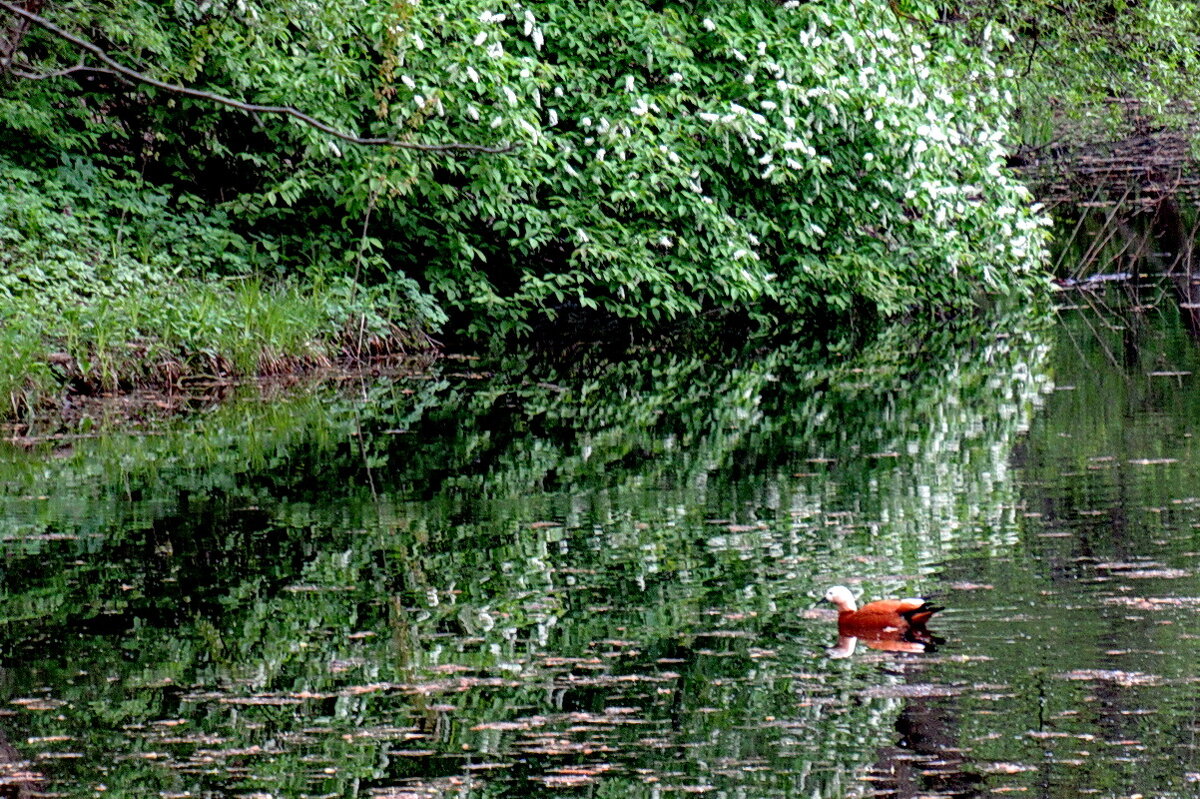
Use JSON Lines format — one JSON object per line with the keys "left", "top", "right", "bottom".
{"left": 328, "top": 1, "right": 1052, "bottom": 332}
{"left": 1, "top": 0, "right": 1051, "bottom": 342}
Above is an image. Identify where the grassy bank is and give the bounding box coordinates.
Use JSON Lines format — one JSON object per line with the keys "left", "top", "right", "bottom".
{"left": 0, "top": 156, "right": 440, "bottom": 419}
{"left": 0, "top": 280, "right": 434, "bottom": 418}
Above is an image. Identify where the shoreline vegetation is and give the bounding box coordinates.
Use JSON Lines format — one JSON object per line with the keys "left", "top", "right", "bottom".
{"left": 3, "top": 1, "right": 1200, "bottom": 423}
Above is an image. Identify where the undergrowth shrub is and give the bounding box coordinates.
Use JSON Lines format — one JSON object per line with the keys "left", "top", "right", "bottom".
{"left": 0, "top": 154, "right": 442, "bottom": 415}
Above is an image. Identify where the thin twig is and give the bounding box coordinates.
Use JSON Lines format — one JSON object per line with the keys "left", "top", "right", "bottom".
{"left": 0, "top": 0, "right": 517, "bottom": 153}
{"left": 9, "top": 61, "right": 123, "bottom": 81}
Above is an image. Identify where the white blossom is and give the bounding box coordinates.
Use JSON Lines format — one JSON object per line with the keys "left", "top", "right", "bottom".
{"left": 702, "top": 17, "right": 716, "bottom": 31}
{"left": 518, "top": 118, "right": 539, "bottom": 141}
{"left": 487, "top": 41, "right": 504, "bottom": 58}
{"left": 473, "top": 31, "right": 487, "bottom": 46}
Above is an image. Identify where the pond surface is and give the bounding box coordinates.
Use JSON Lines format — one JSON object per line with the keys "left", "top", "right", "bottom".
{"left": 2, "top": 296, "right": 1200, "bottom": 798}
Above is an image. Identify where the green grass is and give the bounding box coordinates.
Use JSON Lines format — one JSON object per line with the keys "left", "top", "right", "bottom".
{"left": 0, "top": 316, "right": 55, "bottom": 419}
{"left": 0, "top": 277, "right": 433, "bottom": 418}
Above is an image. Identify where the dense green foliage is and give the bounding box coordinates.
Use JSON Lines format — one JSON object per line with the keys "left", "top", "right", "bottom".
{"left": 2, "top": 0, "right": 1050, "bottom": 356}
{"left": 344, "top": 0, "right": 1050, "bottom": 331}
{"left": 956, "top": 0, "right": 1200, "bottom": 145}
{"left": 15, "top": 0, "right": 1195, "bottom": 410}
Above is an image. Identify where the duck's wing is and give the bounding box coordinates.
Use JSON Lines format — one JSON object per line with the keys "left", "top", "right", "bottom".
{"left": 898, "top": 598, "right": 944, "bottom": 626}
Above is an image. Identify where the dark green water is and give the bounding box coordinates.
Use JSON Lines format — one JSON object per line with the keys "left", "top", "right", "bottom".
{"left": 2, "top": 300, "right": 1200, "bottom": 798}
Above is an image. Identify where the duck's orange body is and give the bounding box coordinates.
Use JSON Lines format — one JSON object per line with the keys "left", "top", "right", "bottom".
{"left": 824, "top": 586, "right": 942, "bottom": 636}
{"left": 838, "top": 598, "right": 939, "bottom": 634}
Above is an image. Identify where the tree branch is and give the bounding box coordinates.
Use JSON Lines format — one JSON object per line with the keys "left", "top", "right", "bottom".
{"left": 0, "top": 1, "right": 517, "bottom": 153}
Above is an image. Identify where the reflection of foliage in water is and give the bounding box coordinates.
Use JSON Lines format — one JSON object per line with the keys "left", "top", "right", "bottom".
{"left": 923, "top": 304, "right": 1200, "bottom": 798}
{"left": 0, "top": 313, "right": 1049, "bottom": 797}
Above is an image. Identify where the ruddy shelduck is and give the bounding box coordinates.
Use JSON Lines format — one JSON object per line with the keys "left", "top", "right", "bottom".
{"left": 823, "top": 585, "right": 942, "bottom": 637}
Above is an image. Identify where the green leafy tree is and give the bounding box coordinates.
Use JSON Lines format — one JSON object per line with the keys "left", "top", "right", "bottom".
{"left": 324, "top": 1, "right": 1051, "bottom": 333}
{"left": 2, "top": 0, "right": 1049, "bottom": 344}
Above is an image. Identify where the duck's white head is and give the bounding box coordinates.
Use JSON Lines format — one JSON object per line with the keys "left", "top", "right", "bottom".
{"left": 823, "top": 585, "right": 857, "bottom": 612}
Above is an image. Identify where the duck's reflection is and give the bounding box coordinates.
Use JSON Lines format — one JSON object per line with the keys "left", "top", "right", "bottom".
{"left": 867, "top": 696, "right": 985, "bottom": 798}
{"left": 827, "top": 628, "right": 944, "bottom": 658}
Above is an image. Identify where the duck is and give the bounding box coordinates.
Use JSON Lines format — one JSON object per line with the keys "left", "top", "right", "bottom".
{"left": 823, "top": 585, "right": 942, "bottom": 637}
